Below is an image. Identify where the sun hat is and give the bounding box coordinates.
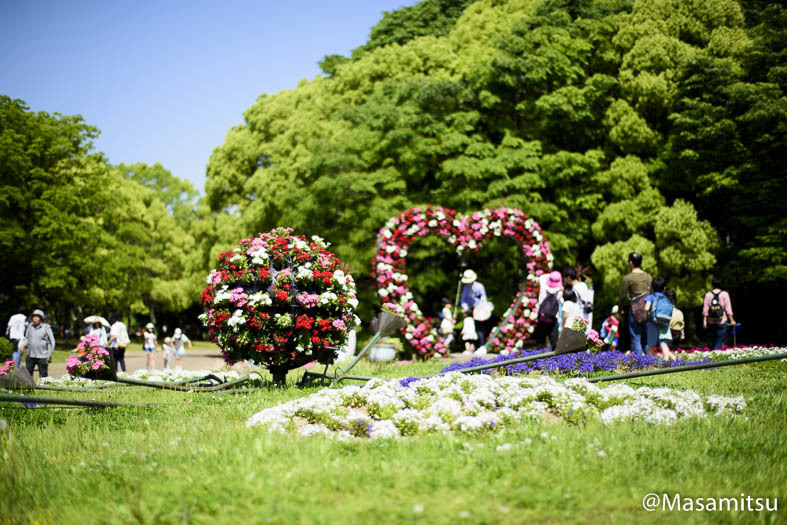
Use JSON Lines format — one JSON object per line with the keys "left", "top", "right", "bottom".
{"left": 461, "top": 269, "right": 478, "bottom": 284}
{"left": 164, "top": 337, "right": 172, "bottom": 343}
{"left": 145, "top": 322, "right": 154, "bottom": 330}
{"left": 174, "top": 328, "right": 182, "bottom": 339}
{"left": 32, "top": 309, "right": 45, "bottom": 319}
{"left": 546, "top": 271, "right": 562, "bottom": 290}
{"left": 611, "top": 305, "right": 619, "bottom": 314}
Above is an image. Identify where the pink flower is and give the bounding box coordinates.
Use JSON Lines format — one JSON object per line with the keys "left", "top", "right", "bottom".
{"left": 91, "top": 360, "right": 105, "bottom": 370}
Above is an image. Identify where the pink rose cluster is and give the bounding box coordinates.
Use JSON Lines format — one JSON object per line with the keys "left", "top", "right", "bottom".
{"left": 372, "top": 206, "right": 553, "bottom": 359}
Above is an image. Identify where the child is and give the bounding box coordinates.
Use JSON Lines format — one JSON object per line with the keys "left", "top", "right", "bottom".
{"left": 143, "top": 322, "right": 158, "bottom": 370}
{"left": 460, "top": 309, "right": 477, "bottom": 355}
{"left": 665, "top": 290, "right": 685, "bottom": 348}
{"left": 645, "top": 277, "right": 677, "bottom": 361}
{"left": 440, "top": 297, "right": 455, "bottom": 348}
{"left": 600, "top": 305, "right": 620, "bottom": 350}
{"left": 172, "top": 328, "right": 192, "bottom": 370}
{"left": 162, "top": 337, "right": 174, "bottom": 369}
{"left": 561, "top": 289, "right": 582, "bottom": 331}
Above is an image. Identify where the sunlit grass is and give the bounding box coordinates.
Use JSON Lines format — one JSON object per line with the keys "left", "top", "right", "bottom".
{"left": 1, "top": 361, "right": 785, "bottom": 524}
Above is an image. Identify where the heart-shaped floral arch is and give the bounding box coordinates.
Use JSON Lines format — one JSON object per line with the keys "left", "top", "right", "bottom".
{"left": 372, "top": 206, "right": 553, "bottom": 359}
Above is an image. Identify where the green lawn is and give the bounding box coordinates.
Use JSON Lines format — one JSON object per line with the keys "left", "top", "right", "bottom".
{"left": 1, "top": 361, "right": 785, "bottom": 524}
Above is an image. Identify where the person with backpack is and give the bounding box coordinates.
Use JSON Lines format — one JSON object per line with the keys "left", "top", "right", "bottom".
{"left": 703, "top": 277, "right": 735, "bottom": 350}
{"left": 562, "top": 267, "right": 593, "bottom": 323}
{"left": 644, "top": 277, "right": 677, "bottom": 361}
{"left": 619, "top": 252, "right": 652, "bottom": 355}
{"left": 108, "top": 313, "right": 130, "bottom": 372}
{"left": 534, "top": 271, "right": 562, "bottom": 350}
{"left": 18, "top": 309, "right": 55, "bottom": 378}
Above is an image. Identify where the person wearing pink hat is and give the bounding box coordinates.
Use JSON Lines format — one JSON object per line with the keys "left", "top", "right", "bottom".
{"left": 534, "top": 271, "right": 563, "bottom": 350}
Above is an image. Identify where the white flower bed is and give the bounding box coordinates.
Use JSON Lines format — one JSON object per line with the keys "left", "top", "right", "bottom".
{"left": 37, "top": 368, "right": 241, "bottom": 387}
{"left": 246, "top": 373, "right": 746, "bottom": 439}
{"left": 677, "top": 345, "right": 787, "bottom": 361}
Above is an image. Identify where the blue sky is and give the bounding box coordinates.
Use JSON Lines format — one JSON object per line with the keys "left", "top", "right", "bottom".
{"left": 1, "top": 0, "right": 417, "bottom": 192}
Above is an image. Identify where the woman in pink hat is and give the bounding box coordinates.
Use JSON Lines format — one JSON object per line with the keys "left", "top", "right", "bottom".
{"left": 533, "top": 271, "right": 563, "bottom": 350}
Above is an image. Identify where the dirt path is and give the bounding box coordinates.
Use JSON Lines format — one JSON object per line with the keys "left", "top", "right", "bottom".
{"left": 41, "top": 348, "right": 480, "bottom": 380}
{"left": 44, "top": 349, "right": 228, "bottom": 379}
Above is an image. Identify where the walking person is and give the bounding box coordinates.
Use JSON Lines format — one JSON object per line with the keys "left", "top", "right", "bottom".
{"left": 703, "top": 277, "right": 735, "bottom": 350}
{"left": 460, "top": 269, "right": 490, "bottom": 347}
{"left": 19, "top": 309, "right": 55, "bottom": 378}
{"left": 6, "top": 309, "right": 27, "bottom": 366}
{"left": 562, "top": 267, "right": 593, "bottom": 322}
{"left": 665, "top": 290, "right": 685, "bottom": 348}
{"left": 644, "top": 276, "right": 677, "bottom": 361}
{"left": 460, "top": 309, "right": 477, "bottom": 355}
{"left": 561, "top": 289, "right": 583, "bottom": 331}
{"left": 108, "top": 313, "right": 130, "bottom": 372}
{"left": 143, "top": 323, "right": 158, "bottom": 370}
{"left": 172, "top": 328, "right": 192, "bottom": 370}
{"left": 534, "top": 271, "right": 562, "bottom": 351}
{"left": 600, "top": 305, "right": 621, "bottom": 351}
{"left": 619, "top": 252, "right": 652, "bottom": 355}
{"left": 439, "top": 297, "right": 455, "bottom": 348}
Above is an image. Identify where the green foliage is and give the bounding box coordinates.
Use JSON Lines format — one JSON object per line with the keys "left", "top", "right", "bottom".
{"left": 4, "top": 0, "right": 786, "bottom": 342}
{"left": 0, "top": 97, "right": 202, "bottom": 329}
{"left": 203, "top": 0, "right": 786, "bottom": 341}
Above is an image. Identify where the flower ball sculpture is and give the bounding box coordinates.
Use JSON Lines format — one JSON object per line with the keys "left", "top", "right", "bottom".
{"left": 200, "top": 228, "right": 360, "bottom": 384}
{"left": 372, "top": 206, "right": 552, "bottom": 359}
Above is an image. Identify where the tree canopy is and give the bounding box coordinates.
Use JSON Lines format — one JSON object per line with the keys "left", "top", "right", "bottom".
{"left": 3, "top": 0, "right": 785, "bottom": 344}
{"left": 205, "top": 0, "right": 786, "bottom": 344}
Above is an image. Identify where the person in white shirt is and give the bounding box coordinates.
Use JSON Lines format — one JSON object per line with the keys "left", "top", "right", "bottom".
{"left": 561, "top": 289, "right": 583, "bottom": 331}
{"left": 143, "top": 323, "right": 158, "bottom": 370}
{"left": 108, "top": 314, "right": 129, "bottom": 372}
{"left": 88, "top": 321, "right": 108, "bottom": 347}
{"left": 6, "top": 310, "right": 28, "bottom": 366}
{"left": 172, "top": 328, "right": 192, "bottom": 370}
{"left": 563, "top": 267, "right": 593, "bottom": 324}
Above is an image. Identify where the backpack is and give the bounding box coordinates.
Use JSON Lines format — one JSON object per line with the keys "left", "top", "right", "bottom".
{"left": 118, "top": 323, "right": 130, "bottom": 347}
{"left": 707, "top": 291, "right": 724, "bottom": 320}
{"left": 650, "top": 294, "right": 674, "bottom": 327}
{"left": 631, "top": 292, "right": 649, "bottom": 323}
{"left": 538, "top": 292, "right": 559, "bottom": 324}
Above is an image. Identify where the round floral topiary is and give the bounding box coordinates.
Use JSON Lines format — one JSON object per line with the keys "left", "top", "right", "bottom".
{"left": 200, "top": 228, "right": 360, "bottom": 382}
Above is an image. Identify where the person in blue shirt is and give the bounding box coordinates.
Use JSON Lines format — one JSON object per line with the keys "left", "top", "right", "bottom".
{"left": 645, "top": 276, "right": 677, "bottom": 361}
{"left": 460, "top": 269, "right": 488, "bottom": 347}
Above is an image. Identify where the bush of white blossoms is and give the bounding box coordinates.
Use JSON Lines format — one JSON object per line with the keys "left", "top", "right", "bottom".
{"left": 246, "top": 373, "right": 746, "bottom": 440}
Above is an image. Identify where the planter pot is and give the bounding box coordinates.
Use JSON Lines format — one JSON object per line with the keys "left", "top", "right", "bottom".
{"left": 0, "top": 367, "right": 36, "bottom": 390}
{"left": 555, "top": 328, "right": 588, "bottom": 355}
{"left": 335, "top": 330, "right": 357, "bottom": 362}
{"left": 369, "top": 343, "right": 396, "bottom": 362}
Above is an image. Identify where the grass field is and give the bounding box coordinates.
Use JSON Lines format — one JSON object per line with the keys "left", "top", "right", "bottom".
{"left": 1, "top": 359, "right": 785, "bottom": 524}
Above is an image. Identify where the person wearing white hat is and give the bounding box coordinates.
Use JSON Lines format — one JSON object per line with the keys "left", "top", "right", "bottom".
{"left": 600, "top": 305, "right": 621, "bottom": 350}
{"left": 460, "top": 269, "right": 488, "bottom": 348}
{"left": 20, "top": 309, "right": 55, "bottom": 378}
{"left": 143, "top": 322, "right": 158, "bottom": 370}
{"left": 172, "top": 328, "right": 192, "bottom": 370}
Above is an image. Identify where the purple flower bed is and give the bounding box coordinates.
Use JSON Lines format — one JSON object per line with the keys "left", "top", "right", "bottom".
{"left": 438, "top": 349, "right": 713, "bottom": 377}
